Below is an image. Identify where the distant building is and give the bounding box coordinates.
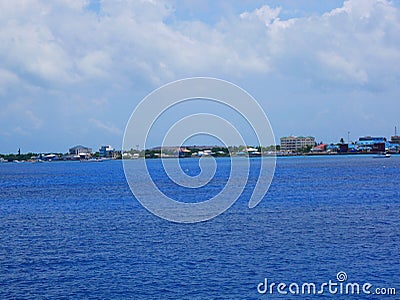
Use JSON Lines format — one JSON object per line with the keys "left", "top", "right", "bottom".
{"left": 69, "top": 145, "right": 92, "bottom": 158}
{"left": 311, "top": 144, "right": 327, "bottom": 152}
{"left": 387, "top": 136, "right": 399, "bottom": 153}
{"left": 391, "top": 136, "right": 400, "bottom": 145}
{"left": 280, "top": 136, "right": 315, "bottom": 152}
{"left": 99, "top": 145, "right": 115, "bottom": 158}
{"left": 356, "top": 136, "right": 386, "bottom": 152}
{"left": 327, "top": 144, "right": 339, "bottom": 153}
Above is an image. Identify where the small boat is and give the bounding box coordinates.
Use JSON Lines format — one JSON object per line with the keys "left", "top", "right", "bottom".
{"left": 81, "top": 158, "right": 101, "bottom": 162}
{"left": 80, "top": 158, "right": 111, "bottom": 162}
{"left": 373, "top": 153, "right": 391, "bottom": 158}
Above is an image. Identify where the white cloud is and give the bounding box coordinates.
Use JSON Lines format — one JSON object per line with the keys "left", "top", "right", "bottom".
{"left": 240, "top": 5, "right": 282, "bottom": 26}
{"left": 0, "top": 0, "right": 398, "bottom": 89}
{"left": 78, "top": 51, "right": 112, "bottom": 79}
{"left": 313, "top": 0, "right": 400, "bottom": 85}
{"left": 0, "top": 0, "right": 399, "bottom": 151}
{"left": 317, "top": 51, "right": 369, "bottom": 84}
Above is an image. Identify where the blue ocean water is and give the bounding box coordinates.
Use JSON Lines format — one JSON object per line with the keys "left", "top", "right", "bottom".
{"left": 0, "top": 156, "right": 399, "bottom": 299}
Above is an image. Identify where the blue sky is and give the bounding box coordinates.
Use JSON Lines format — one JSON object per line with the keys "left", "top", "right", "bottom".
{"left": 0, "top": 0, "right": 399, "bottom": 153}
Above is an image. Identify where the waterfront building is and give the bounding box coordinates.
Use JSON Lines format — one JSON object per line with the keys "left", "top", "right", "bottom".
{"left": 311, "top": 144, "right": 327, "bottom": 152}
{"left": 356, "top": 136, "right": 386, "bottom": 152}
{"left": 387, "top": 136, "right": 400, "bottom": 153}
{"left": 327, "top": 144, "right": 339, "bottom": 153}
{"left": 280, "top": 136, "right": 315, "bottom": 152}
{"left": 338, "top": 143, "right": 348, "bottom": 153}
{"left": 391, "top": 136, "right": 400, "bottom": 145}
{"left": 99, "top": 145, "right": 115, "bottom": 158}
{"left": 69, "top": 145, "right": 92, "bottom": 158}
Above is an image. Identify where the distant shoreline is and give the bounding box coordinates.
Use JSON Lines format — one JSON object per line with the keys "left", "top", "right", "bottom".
{"left": 1, "top": 151, "right": 398, "bottom": 164}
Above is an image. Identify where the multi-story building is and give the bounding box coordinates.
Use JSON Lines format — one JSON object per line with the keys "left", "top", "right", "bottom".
{"left": 391, "top": 136, "right": 400, "bottom": 145}
{"left": 99, "top": 145, "right": 115, "bottom": 158}
{"left": 280, "top": 136, "right": 315, "bottom": 152}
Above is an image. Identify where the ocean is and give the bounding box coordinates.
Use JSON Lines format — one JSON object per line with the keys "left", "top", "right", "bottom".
{"left": 1, "top": 156, "right": 399, "bottom": 299}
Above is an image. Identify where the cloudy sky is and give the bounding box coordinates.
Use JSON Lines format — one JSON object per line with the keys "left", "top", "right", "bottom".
{"left": 0, "top": 0, "right": 399, "bottom": 153}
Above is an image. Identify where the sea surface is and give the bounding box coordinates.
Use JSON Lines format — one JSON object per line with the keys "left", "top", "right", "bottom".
{"left": 0, "top": 156, "right": 399, "bottom": 299}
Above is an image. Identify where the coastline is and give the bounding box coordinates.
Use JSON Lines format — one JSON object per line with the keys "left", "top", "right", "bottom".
{"left": 1, "top": 151, "right": 399, "bottom": 164}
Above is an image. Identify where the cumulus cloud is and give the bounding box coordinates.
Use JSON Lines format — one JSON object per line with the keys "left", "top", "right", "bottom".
{"left": 2, "top": 0, "right": 397, "bottom": 89}
{"left": 312, "top": 0, "right": 400, "bottom": 87}
{"left": 240, "top": 5, "right": 282, "bottom": 26}
{"left": 0, "top": 0, "right": 399, "bottom": 151}
{"left": 250, "top": 0, "right": 400, "bottom": 90}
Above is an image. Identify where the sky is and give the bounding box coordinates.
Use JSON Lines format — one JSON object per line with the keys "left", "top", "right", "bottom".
{"left": 0, "top": 0, "right": 399, "bottom": 153}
